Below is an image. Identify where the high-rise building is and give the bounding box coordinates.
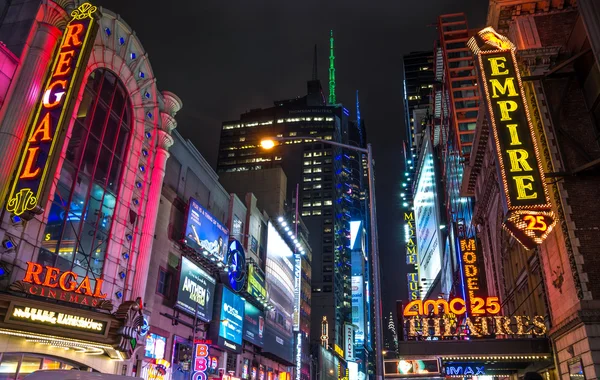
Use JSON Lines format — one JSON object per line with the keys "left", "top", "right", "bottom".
{"left": 402, "top": 51, "right": 435, "bottom": 151}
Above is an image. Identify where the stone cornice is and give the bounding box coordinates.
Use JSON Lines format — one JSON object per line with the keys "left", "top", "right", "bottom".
{"left": 40, "top": 0, "right": 70, "bottom": 29}
{"left": 156, "top": 129, "right": 174, "bottom": 151}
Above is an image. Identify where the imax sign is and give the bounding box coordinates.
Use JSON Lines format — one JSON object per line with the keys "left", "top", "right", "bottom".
{"left": 445, "top": 366, "right": 485, "bottom": 376}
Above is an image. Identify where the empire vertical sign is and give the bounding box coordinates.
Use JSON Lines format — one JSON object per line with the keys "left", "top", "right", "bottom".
{"left": 468, "top": 27, "right": 556, "bottom": 249}
{"left": 6, "top": 3, "right": 98, "bottom": 216}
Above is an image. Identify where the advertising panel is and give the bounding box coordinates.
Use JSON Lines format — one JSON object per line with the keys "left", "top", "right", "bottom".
{"left": 344, "top": 324, "right": 354, "bottom": 361}
{"left": 384, "top": 359, "right": 440, "bottom": 377}
{"left": 247, "top": 264, "right": 267, "bottom": 301}
{"left": 243, "top": 302, "right": 265, "bottom": 347}
{"left": 293, "top": 254, "right": 301, "bottom": 332}
{"left": 219, "top": 287, "right": 245, "bottom": 347}
{"left": 183, "top": 198, "right": 229, "bottom": 261}
{"left": 351, "top": 276, "right": 365, "bottom": 346}
{"left": 413, "top": 135, "right": 442, "bottom": 297}
{"left": 176, "top": 257, "right": 216, "bottom": 322}
{"left": 264, "top": 222, "right": 294, "bottom": 364}
{"left": 145, "top": 333, "right": 167, "bottom": 360}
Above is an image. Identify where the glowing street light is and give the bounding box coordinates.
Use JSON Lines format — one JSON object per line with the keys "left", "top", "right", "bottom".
{"left": 260, "top": 139, "right": 276, "bottom": 150}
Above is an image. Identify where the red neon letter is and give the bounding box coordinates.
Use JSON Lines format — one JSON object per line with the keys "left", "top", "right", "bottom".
{"left": 23, "top": 262, "right": 44, "bottom": 284}
{"left": 19, "top": 147, "right": 42, "bottom": 179}
{"left": 93, "top": 278, "right": 108, "bottom": 299}
{"left": 75, "top": 275, "right": 93, "bottom": 296}
{"left": 28, "top": 113, "right": 52, "bottom": 143}
{"left": 42, "top": 266, "right": 60, "bottom": 288}
{"left": 53, "top": 50, "right": 76, "bottom": 77}
{"left": 59, "top": 271, "right": 77, "bottom": 291}
{"left": 61, "top": 23, "right": 85, "bottom": 48}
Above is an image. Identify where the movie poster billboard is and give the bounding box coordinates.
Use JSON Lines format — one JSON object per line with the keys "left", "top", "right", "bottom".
{"left": 243, "top": 302, "right": 265, "bottom": 347}
{"left": 176, "top": 256, "right": 216, "bottom": 322}
{"left": 414, "top": 134, "right": 442, "bottom": 297}
{"left": 351, "top": 275, "right": 366, "bottom": 346}
{"left": 263, "top": 222, "right": 294, "bottom": 364}
{"left": 183, "top": 198, "right": 229, "bottom": 261}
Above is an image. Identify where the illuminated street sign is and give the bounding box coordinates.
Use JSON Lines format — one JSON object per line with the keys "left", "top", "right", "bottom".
{"left": 8, "top": 304, "right": 108, "bottom": 335}
{"left": 468, "top": 27, "right": 556, "bottom": 249}
{"left": 403, "top": 296, "right": 500, "bottom": 317}
{"left": 6, "top": 3, "right": 98, "bottom": 216}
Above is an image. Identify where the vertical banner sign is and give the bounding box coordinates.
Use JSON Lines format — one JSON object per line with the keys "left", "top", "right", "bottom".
{"left": 6, "top": 3, "right": 98, "bottom": 216}
{"left": 295, "top": 332, "right": 302, "bottom": 380}
{"left": 344, "top": 324, "right": 354, "bottom": 361}
{"left": 468, "top": 27, "right": 556, "bottom": 249}
{"left": 405, "top": 212, "right": 419, "bottom": 300}
{"left": 293, "top": 254, "right": 301, "bottom": 331}
{"left": 192, "top": 343, "right": 209, "bottom": 380}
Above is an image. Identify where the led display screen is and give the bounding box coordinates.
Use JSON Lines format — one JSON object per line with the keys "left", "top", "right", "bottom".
{"left": 243, "top": 302, "right": 265, "bottom": 347}
{"left": 219, "top": 287, "right": 245, "bottom": 346}
{"left": 176, "top": 256, "right": 216, "bottom": 322}
{"left": 145, "top": 333, "right": 167, "bottom": 360}
{"left": 351, "top": 275, "right": 365, "bottom": 346}
{"left": 183, "top": 198, "right": 229, "bottom": 261}
{"left": 413, "top": 136, "right": 442, "bottom": 297}
{"left": 384, "top": 359, "right": 440, "bottom": 377}
{"left": 263, "top": 222, "right": 294, "bottom": 364}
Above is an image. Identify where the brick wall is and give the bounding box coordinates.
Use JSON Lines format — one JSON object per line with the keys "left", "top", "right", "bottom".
{"left": 534, "top": 11, "right": 579, "bottom": 48}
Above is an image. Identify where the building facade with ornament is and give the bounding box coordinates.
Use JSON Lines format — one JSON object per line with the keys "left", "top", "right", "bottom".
{"left": 463, "top": 0, "right": 600, "bottom": 378}
{"left": 0, "top": 0, "right": 181, "bottom": 377}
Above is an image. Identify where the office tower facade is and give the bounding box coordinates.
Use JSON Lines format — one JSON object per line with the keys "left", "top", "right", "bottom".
{"left": 217, "top": 79, "right": 356, "bottom": 363}
{"left": 403, "top": 51, "right": 435, "bottom": 151}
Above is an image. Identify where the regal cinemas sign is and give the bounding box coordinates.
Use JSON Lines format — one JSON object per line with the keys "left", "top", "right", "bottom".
{"left": 403, "top": 297, "right": 546, "bottom": 338}
{"left": 6, "top": 3, "right": 98, "bottom": 216}
{"left": 9, "top": 262, "right": 113, "bottom": 310}
{"left": 468, "top": 27, "right": 556, "bottom": 249}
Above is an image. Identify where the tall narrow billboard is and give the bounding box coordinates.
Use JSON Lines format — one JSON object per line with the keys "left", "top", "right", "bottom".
{"left": 263, "top": 222, "right": 294, "bottom": 364}
{"left": 414, "top": 135, "right": 442, "bottom": 297}
{"left": 351, "top": 276, "right": 365, "bottom": 346}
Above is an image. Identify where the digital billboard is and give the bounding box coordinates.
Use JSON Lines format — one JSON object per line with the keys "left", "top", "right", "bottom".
{"left": 176, "top": 256, "right": 216, "bottom": 322}
{"left": 219, "top": 287, "right": 245, "bottom": 347}
{"left": 264, "top": 222, "right": 294, "bottom": 364}
{"left": 351, "top": 275, "right": 365, "bottom": 346}
{"left": 384, "top": 359, "right": 440, "bottom": 377}
{"left": 183, "top": 198, "right": 229, "bottom": 261}
{"left": 243, "top": 302, "right": 265, "bottom": 347}
{"left": 145, "top": 333, "right": 166, "bottom": 360}
{"left": 247, "top": 264, "right": 267, "bottom": 301}
{"left": 414, "top": 135, "right": 442, "bottom": 297}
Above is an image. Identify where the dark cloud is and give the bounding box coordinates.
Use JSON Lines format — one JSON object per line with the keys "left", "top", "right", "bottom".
{"left": 97, "top": 0, "right": 488, "bottom": 316}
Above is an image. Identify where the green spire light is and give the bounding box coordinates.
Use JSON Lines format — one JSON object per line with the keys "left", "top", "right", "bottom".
{"left": 328, "top": 29, "right": 336, "bottom": 105}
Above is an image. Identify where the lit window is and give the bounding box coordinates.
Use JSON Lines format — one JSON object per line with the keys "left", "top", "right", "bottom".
{"left": 324, "top": 228, "right": 332, "bottom": 233}
{"left": 313, "top": 177, "right": 322, "bottom": 182}
{"left": 324, "top": 135, "right": 332, "bottom": 140}
{"left": 289, "top": 132, "right": 297, "bottom": 137}
{"left": 324, "top": 200, "right": 332, "bottom": 206}
{"left": 313, "top": 167, "right": 322, "bottom": 173}
{"left": 302, "top": 211, "right": 310, "bottom": 216}
{"left": 277, "top": 134, "right": 283, "bottom": 138}
{"left": 275, "top": 156, "right": 282, "bottom": 161}
{"left": 313, "top": 210, "right": 322, "bottom": 216}
{"left": 303, "top": 177, "right": 312, "bottom": 182}
{"left": 313, "top": 152, "right": 323, "bottom": 157}
{"left": 239, "top": 137, "right": 246, "bottom": 142}
{"left": 313, "top": 184, "right": 322, "bottom": 189}
{"left": 313, "top": 160, "right": 322, "bottom": 165}
{"left": 303, "top": 202, "right": 311, "bottom": 207}
{"left": 304, "top": 161, "right": 311, "bottom": 166}
{"left": 38, "top": 69, "right": 132, "bottom": 277}
{"left": 304, "top": 168, "right": 312, "bottom": 174}
{"left": 312, "top": 201, "right": 322, "bottom": 207}
{"left": 310, "top": 131, "right": 318, "bottom": 135}
{"left": 304, "top": 153, "right": 313, "bottom": 158}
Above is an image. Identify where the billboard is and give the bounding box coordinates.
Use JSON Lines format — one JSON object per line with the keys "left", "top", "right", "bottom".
{"left": 384, "top": 359, "right": 440, "bottom": 377}
{"left": 243, "top": 302, "right": 265, "bottom": 347}
{"left": 247, "top": 264, "right": 267, "bottom": 301}
{"left": 351, "top": 276, "right": 365, "bottom": 345}
{"left": 344, "top": 324, "right": 354, "bottom": 361}
{"left": 176, "top": 257, "right": 216, "bottom": 322}
{"left": 183, "top": 198, "right": 229, "bottom": 261}
{"left": 264, "top": 222, "right": 294, "bottom": 364}
{"left": 219, "top": 287, "right": 245, "bottom": 347}
{"left": 414, "top": 136, "right": 442, "bottom": 297}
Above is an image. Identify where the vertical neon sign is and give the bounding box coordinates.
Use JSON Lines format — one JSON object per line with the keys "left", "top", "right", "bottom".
{"left": 192, "top": 343, "right": 209, "bottom": 380}
{"left": 6, "top": 3, "right": 98, "bottom": 216}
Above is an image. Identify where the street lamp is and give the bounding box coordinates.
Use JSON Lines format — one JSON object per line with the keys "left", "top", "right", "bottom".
{"left": 261, "top": 136, "right": 385, "bottom": 380}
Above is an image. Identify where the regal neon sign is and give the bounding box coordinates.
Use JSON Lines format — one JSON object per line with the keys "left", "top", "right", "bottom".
{"left": 10, "top": 261, "right": 111, "bottom": 309}
{"left": 468, "top": 27, "right": 556, "bottom": 249}
{"left": 6, "top": 3, "right": 98, "bottom": 216}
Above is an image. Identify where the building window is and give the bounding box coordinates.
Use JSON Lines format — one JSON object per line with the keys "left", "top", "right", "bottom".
{"left": 157, "top": 267, "right": 172, "bottom": 297}
{"left": 313, "top": 184, "right": 322, "bottom": 189}
{"left": 232, "top": 215, "right": 243, "bottom": 237}
{"left": 312, "top": 210, "right": 322, "bottom": 216}
{"left": 303, "top": 152, "right": 312, "bottom": 158}
{"left": 38, "top": 69, "right": 132, "bottom": 279}
{"left": 289, "top": 132, "right": 297, "bottom": 137}
{"left": 313, "top": 167, "right": 322, "bottom": 173}
{"left": 312, "top": 201, "right": 322, "bottom": 207}
{"left": 239, "top": 137, "right": 246, "bottom": 142}
{"left": 304, "top": 161, "right": 311, "bottom": 166}
{"left": 303, "top": 202, "right": 311, "bottom": 207}
{"left": 303, "top": 177, "right": 312, "bottom": 182}
{"left": 324, "top": 200, "right": 332, "bottom": 206}
{"left": 302, "top": 211, "right": 310, "bottom": 216}
{"left": 303, "top": 168, "right": 312, "bottom": 174}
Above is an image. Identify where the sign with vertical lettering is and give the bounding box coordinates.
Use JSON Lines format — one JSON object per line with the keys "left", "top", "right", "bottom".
{"left": 6, "top": 3, "right": 98, "bottom": 216}
{"left": 469, "top": 27, "right": 556, "bottom": 249}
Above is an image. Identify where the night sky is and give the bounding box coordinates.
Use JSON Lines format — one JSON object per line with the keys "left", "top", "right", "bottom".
{"left": 96, "top": 0, "right": 488, "bottom": 319}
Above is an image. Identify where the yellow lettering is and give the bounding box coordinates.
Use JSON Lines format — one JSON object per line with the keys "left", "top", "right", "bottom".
{"left": 20, "top": 147, "right": 42, "bottom": 179}
{"left": 489, "top": 77, "right": 518, "bottom": 98}
{"left": 497, "top": 100, "right": 519, "bottom": 121}
{"left": 513, "top": 175, "right": 538, "bottom": 200}
{"left": 488, "top": 56, "right": 509, "bottom": 76}
{"left": 28, "top": 113, "right": 52, "bottom": 143}
{"left": 506, "top": 149, "right": 534, "bottom": 172}
{"left": 506, "top": 124, "right": 522, "bottom": 145}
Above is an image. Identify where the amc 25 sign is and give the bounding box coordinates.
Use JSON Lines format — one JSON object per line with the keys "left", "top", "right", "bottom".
{"left": 469, "top": 27, "right": 556, "bottom": 249}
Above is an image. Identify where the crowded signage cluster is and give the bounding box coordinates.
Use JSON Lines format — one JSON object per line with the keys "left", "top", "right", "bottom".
{"left": 8, "top": 305, "right": 107, "bottom": 335}
{"left": 11, "top": 262, "right": 110, "bottom": 309}
{"left": 6, "top": 3, "right": 98, "bottom": 216}
{"left": 469, "top": 27, "right": 556, "bottom": 249}
{"left": 184, "top": 198, "right": 229, "bottom": 262}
